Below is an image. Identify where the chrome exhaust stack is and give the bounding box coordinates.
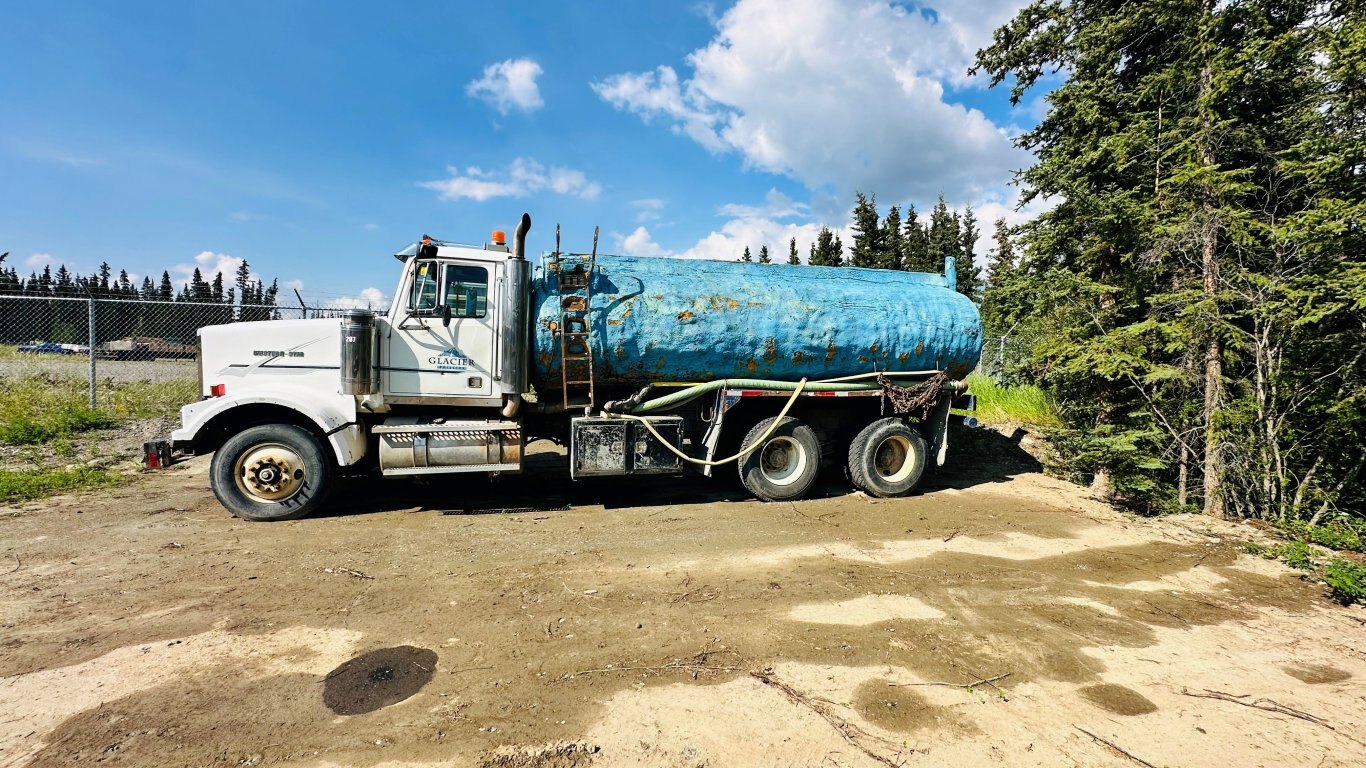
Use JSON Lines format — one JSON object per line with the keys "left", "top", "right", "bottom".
{"left": 500, "top": 213, "right": 532, "bottom": 418}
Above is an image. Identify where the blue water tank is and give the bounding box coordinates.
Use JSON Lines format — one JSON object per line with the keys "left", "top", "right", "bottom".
{"left": 530, "top": 255, "right": 982, "bottom": 389}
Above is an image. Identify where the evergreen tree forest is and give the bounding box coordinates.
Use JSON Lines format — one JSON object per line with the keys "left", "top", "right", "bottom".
{"left": 0, "top": 252, "right": 282, "bottom": 346}
{"left": 738, "top": 193, "right": 986, "bottom": 303}
{"left": 969, "top": 0, "right": 1363, "bottom": 520}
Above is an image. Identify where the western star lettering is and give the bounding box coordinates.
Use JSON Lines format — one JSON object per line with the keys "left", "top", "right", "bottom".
{"left": 253, "top": 350, "right": 305, "bottom": 358}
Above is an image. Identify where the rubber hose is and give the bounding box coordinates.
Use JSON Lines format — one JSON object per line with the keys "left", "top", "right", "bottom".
{"left": 611, "top": 379, "right": 808, "bottom": 467}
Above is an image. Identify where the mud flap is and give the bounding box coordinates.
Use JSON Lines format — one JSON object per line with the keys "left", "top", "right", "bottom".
{"left": 924, "top": 398, "right": 952, "bottom": 468}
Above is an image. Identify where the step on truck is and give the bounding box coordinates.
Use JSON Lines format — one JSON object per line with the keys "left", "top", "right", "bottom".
{"left": 170, "top": 214, "right": 982, "bottom": 521}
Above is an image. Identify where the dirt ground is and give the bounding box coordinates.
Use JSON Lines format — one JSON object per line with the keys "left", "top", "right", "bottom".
{"left": 2, "top": 429, "right": 1364, "bottom": 768}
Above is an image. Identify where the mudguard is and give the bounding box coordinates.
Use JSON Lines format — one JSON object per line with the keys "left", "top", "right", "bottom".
{"left": 171, "top": 388, "right": 366, "bottom": 466}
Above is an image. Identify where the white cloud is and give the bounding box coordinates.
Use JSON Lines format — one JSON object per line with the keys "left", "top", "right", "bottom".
{"left": 617, "top": 226, "right": 672, "bottom": 257}
{"left": 283, "top": 279, "right": 305, "bottom": 291}
{"left": 362, "top": 223, "right": 380, "bottom": 231}
{"left": 466, "top": 58, "right": 545, "bottom": 114}
{"left": 319, "top": 287, "right": 388, "bottom": 310}
{"left": 718, "top": 188, "right": 808, "bottom": 220}
{"left": 173, "top": 250, "right": 254, "bottom": 291}
{"left": 25, "top": 253, "right": 56, "bottom": 268}
{"left": 631, "top": 198, "right": 665, "bottom": 223}
{"left": 593, "top": 0, "right": 1029, "bottom": 205}
{"left": 420, "top": 157, "right": 601, "bottom": 202}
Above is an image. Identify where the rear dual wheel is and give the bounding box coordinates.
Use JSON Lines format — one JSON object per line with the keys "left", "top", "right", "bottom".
{"left": 737, "top": 416, "right": 822, "bottom": 502}
{"left": 847, "top": 418, "right": 927, "bottom": 498}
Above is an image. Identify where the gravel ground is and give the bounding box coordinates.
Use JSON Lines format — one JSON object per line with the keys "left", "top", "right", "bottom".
{"left": 1, "top": 432, "right": 1364, "bottom": 767}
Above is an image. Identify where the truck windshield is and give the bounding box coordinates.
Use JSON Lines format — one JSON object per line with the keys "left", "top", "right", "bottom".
{"left": 444, "top": 264, "right": 488, "bottom": 318}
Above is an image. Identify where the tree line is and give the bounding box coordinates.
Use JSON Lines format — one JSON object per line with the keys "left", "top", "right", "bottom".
{"left": 972, "top": 0, "right": 1362, "bottom": 521}
{"left": 736, "top": 195, "right": 1002, "bottom": 303}
{"left": 0, "top": 252, "right": 282, "bottom": 345}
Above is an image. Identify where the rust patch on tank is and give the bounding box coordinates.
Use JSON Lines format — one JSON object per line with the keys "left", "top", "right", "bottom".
{"left": 763, "top": 338, "right": 778, "bottom": 364}
{"left": 869, "top": 343, "right": 880, "bottom": 353}
{"left": 898, "top": 352, "right": 910, "bottom": 363}
{"left": 746, "top": 359, "right": 758, "bottom": 373}
{"left": 826, "top": 341, "right": 838, "bottom": 363}
{"left": 615, "top": 342, "right": 627, "bottom": 359}
{"left": 792, "top": 351, "right": 808, "bottom": 364}
{"left": 677, "top": 310, "right": 693, "bottom": 322}
{"left": 657, "top": 356, "right": 667, "bottom": 370}
{"left": 538, "top": 350, "right": 554, "bottom": 368}
{"left": 858, "top": 356, "right": 869, "bottom": 363}
{"left": 607, "top": 318, "right": 622, "bottom": 326}
{"left": 915, "top": 342, "right": 924, "bottom": 356}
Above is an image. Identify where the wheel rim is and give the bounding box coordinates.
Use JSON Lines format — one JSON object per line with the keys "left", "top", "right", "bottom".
{"left": 874, "top": 435, "right": 916, "bottom": 483}
{"left": 233, "top": 442, "right": 307, "bottom": 503}
{"left": 759, "top": 436, "right": 807, "bottom": 487}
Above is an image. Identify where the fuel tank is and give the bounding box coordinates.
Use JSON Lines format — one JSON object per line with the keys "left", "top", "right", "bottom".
{"left": 530, "top": 255, "right": 982, "bottom": 390}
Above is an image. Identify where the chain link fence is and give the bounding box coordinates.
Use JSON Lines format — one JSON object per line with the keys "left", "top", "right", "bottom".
{"left": 0, "top": 293, "right": 361, "bottom": 412}
{"left": 976, "top": 331, "right": 1038, "bottom": 384}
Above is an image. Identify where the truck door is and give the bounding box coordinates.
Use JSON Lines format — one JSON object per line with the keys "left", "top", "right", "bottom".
{"left": 384, "top": 260, "right": 498, "bottom": 398}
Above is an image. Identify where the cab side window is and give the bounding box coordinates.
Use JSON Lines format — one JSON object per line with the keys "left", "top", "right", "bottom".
{"left": 444, "top": 264, "right": 488, "bottom": 318}
{"left": 409, "top": 261, "right": 439, "bottom": 313}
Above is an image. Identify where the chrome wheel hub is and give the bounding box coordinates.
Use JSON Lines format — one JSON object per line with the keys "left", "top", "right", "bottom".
{"left": 235, "top": 443, "right": 306, "bottom": 503}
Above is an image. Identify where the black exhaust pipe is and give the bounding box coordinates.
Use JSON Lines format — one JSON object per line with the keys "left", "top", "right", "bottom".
{"left": 513, "top": 213, "right": 531, "bottom": 260}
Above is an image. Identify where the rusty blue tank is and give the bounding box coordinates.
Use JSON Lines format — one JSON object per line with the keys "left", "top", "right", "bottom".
{"left": 529, "top": 254, "right": 982, "bottom": 389}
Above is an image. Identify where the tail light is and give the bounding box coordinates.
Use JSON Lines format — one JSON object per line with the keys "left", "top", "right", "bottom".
{"left": 210, "top": 383, "right": 226, "bottom": 397}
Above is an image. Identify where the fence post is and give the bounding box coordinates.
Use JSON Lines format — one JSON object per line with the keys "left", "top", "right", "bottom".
{"left": 87, "top": 296, "right": 97, "bottom": 409}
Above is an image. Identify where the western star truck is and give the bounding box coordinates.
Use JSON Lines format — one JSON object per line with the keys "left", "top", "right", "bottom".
{"left": 171, "top": 215, "right": 982, "bottom": 521}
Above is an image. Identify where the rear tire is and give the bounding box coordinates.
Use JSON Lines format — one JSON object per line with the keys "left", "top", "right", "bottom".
{"left": 847, "top": 418, "right": 927, "bottom": 498}
{"left": 210, "top": 423, "right": 334, "bottom": 521}
{"left": 737, "top": 416, "right": 821, "bottom": 502}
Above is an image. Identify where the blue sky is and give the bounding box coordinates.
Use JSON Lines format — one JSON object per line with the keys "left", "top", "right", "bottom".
{"left": 1, "top": 0, "right": 1046, "bottom": 307}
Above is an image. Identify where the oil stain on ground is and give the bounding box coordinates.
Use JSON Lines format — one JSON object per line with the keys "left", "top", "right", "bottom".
{"left": 323, "top": 645, "right": 438, "bottom": 715}
{"left": 1078, "top": 683, "right": 1158, "bottom": 716}
{"left": 1282, "top": 663, "right": 1352, "bottom": 684}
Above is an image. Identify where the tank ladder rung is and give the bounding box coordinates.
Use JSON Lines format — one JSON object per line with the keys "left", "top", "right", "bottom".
{"left": 557, "top": 228, "right": 599, "bottom": 412}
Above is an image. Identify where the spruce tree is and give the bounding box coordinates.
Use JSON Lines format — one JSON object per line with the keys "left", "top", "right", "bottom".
{"left": 788, "top": 236, "right": 800, "bottom": 265}
{"left": 740, "top": 246, "right": 752, "bottom": 262}
{"left": 901, "top": 205, "right": 931, "bottom": 272}
{"left": 848, "top": 192, "right": 881, "bottom": 268}
{"left": 957, "top": 205, "right": 983, "bottom": 302}
{"left": 757, "top": 245, "right": 771, "bottom": 264}
{"left": 879, "top": 205, "right": 904, "bottom": 270}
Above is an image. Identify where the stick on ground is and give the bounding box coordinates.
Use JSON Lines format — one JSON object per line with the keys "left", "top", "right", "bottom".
{"left": 1075, "top": 726, "right": 1159, "bottom": 768}
{"left": 751, "top": 670, "right": 908, "bottom": 768}
{"left": 888, "top": 672, "right": 1011, "bottom": 690}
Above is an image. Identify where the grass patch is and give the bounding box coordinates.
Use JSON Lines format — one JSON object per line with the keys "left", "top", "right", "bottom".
{"left": 1276, "top": 518, "right": 1366, "bottom": 554}
{"left": 0, "top": 373, "right": 197, "bottom": 446}
{"left": 966, "top": 373, "right": 1063, "bottom": 429}
{"left": 0, "top": 465, "right": 121, "bottom": 504}
{"left": 1323, "top": 559, "right": 1366, "bottom": 605}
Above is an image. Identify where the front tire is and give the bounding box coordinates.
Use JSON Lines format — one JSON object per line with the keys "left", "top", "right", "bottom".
{"left": 847, "top": 418, "right": 927, "bottom": 498}
{"left": 737, "top": 416, "right": 822, "bottom": 502}
{"left": 210, "top": 424, "right": 334, "bottom": 521}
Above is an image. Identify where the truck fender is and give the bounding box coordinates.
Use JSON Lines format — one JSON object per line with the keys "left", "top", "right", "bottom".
{"left": 171, "top": 390, "right": 366, "bottom": 467}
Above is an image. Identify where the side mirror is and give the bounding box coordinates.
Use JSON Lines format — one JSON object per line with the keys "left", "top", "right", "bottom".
{"left": 441, "top": 303, "right": 452, "bottom": 327}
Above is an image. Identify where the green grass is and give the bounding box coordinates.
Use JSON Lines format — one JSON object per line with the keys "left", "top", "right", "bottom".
{"left": 1276, "top": 518, "right": 1366, "bottom": 553}
{"left": 0, "top": 373, "right": 197, "bottom": 446}
{"left": 1324, "top": 559, "right": 1366, "bottom": 605}
{"left": 965, "top": 373, "right": 1063, "bottom": 429}
{"left": 0, "top": 465, "right": 121, "bottom": 503}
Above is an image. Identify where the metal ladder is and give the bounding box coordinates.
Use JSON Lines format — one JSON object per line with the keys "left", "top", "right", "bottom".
{"left": 556, "top": 226, "right": 598, "bottom": 411}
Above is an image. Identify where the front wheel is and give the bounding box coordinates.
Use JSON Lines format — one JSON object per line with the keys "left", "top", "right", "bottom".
{"left": 210, "top": 424, "right": 334, "bottom": 521}
{"left": 847, "top": 418, "right": 927, "bottom": 498}
{"left": 737, "top": 416, "right": 822, "bottom": 502}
